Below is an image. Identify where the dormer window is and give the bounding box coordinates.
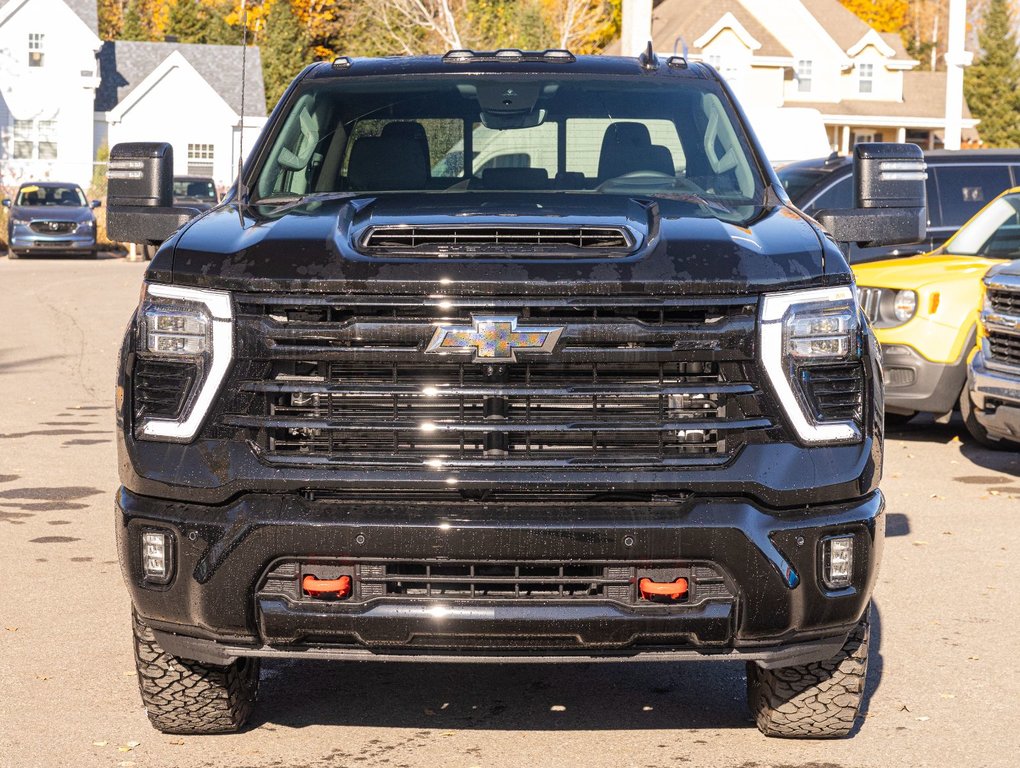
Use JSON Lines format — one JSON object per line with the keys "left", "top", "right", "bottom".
{"left": 28, "top": 33, "right": 44, "bottom": 67}
{"left": 796, "top": 60, "right": 812, "bottom": 93}
{"left": 859, "top": 63, "right": 874, "bottom": 94}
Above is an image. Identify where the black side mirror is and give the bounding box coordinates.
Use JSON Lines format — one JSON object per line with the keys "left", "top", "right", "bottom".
{"left": 1, "top": 199, "right": 10, "bottom": 208}
{"left": 106, "top": 142, "right": 199, "bottom": 245}
{"left": 815, "top": 143, "right": 926, "bottom": 248}
{"left": 90, "top": 200, "right": 102, "bottom": 209}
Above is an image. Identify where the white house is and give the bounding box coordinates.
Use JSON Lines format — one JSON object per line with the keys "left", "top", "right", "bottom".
{"left": 611, "top": 0, "right": 979, "bottom": 154}
{"left": 95, "top": 41, "right": 267, "bottom": 189}
{"left": 0, "top": 0, "right": 102, "bottom": 190}
{"left": 0, "top": 0, "right": 267, "bottom": 193}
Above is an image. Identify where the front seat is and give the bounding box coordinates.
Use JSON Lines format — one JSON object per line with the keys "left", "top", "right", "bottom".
{"left": 346, "top": 134, "right": 430, "bottom": 191}
{"left": 597, "top": 122, "right": 674, "bottom": 181}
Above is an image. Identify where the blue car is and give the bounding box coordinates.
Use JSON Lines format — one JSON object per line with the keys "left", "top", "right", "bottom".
{"left": 3, "top": 182, "right": 101, "bottom": 258}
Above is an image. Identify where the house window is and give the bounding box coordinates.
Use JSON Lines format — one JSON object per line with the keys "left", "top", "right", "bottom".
{"left": 796, "top": 60, "right": 812, "bottom": 93}
{"left": 10, "top": 119, "right": 58, "bottom": 160}
{"left": 37, "top": 120, "right": 57, "bottom": 159}
{"left": 706, "top": 54, "right": 722, "bottom": 70}
{"left": 187, "top": 143, "right": 215, "bottom": 176}
{"left": 859, "top": 63, "right": 874, "bottom": 94}
{"left": 28, "top": 33, "right": 44, "bottom": 67}
{"left": 13, "top": 119, "right": 34, "bottom": 159}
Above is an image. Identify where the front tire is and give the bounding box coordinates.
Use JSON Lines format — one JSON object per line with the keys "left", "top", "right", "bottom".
{"left": 132, "top": 611, "right": 260, "bottom": 734}
{"left": 747, "top": 614, "right": 870, "bottom": 738}
{"left": 959, "top": 387, "right": 1014, "bottom": 449}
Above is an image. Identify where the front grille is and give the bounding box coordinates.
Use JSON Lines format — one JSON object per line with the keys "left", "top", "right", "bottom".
{"left": 260, "top": 559, "right": 734, "bottom": 605}
{"left": 988, "top": 331, "right": 1020, "bottom": 367}
{"left": 359, "top": 225, "right": 634, "bottom": 257}
{"left": 222, "top": 295, "right": 772, "bottom": 468}
{"left": 857, "top": 287, "right": 882, "bottom": 323}
{"left": 799, "top": 363, "right": 865, "bottom": 422}
{"left": 133, "top": 358, "right": 198, "bottom": 421}
{"left": 988, "top": 288, "right": 1020, "bottom": 315}
{"left": 29, "top": 220, "right": 76, "bottom": 234}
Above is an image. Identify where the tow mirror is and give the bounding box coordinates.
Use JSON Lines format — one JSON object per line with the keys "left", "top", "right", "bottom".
{"left": 1, "top": 199, "right": 10, "bottom": 208}
{"left": 815, "top": 143, "right": 926, "bottom": 248}
{"left": 106, "top": 143, "right": 199, "bottom": 245}
{"left": 90, "top": 200, "right": 102, "bottom": 209}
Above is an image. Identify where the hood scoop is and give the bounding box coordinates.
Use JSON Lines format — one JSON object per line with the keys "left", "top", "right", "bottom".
{"left": 358, "top": 224, "right": 636, "bottom": 258}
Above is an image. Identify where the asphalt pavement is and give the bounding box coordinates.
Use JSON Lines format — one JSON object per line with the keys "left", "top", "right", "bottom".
{"left": 1, "top": 255, "right": 1018, "bottom": 768}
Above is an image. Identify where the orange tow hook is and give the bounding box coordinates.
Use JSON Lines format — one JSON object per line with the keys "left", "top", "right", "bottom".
{"left": 638, "top": 577, "right": 688, "bottom": 601}
{"left": 302, "top": 574, "right": 352, "bottom": 599}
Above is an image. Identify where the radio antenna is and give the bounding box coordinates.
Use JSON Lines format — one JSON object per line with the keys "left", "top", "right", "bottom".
{"left": 236, "top": 0, "right": 249, "bottom": 225}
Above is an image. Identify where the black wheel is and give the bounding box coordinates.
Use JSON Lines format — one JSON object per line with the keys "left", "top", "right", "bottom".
{"left": 132, "top": 611, "right": 260, "bottom": 734}
{"left": 747, "top": 614, "right": 869, "bottom": 739}
{"left": 883, "top": 411, "right": 916, "bottom": 428}
{"left": 959, "top": 387, "right": 1015, "bottom": 450}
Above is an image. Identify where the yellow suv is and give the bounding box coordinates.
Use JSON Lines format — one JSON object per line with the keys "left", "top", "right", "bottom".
{"left": 853, "top": 187, "right": 1020, "bottom": 422}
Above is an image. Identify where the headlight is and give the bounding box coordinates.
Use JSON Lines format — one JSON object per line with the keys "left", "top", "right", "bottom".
{"left": 760, "top": 286, "right": 863, "bottom": 445}
{"left": 77, "top": 220, "right": 95, "bottom": 233}
{"left": 134, "top": 284, "right": 233, "bottom": 441}
{"left": 892, "top": 290, "right": 916, "bottom": 323}
{"left": 11, "top": 217, "right": 30, "bottom": 227}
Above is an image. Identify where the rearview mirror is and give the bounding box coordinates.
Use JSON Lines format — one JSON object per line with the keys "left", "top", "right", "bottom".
{"left": 106, "top": 142, "right": 199, "bottom": 245}
{"left": 814, "top": 143, "right": 926, "bottom": 248}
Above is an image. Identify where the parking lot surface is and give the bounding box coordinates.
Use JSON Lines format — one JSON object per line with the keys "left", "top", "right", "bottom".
{"left": 1, "top": 256, "right": 1019, "bottom": 768}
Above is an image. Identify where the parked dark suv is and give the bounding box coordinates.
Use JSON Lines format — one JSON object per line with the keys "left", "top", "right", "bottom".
{"left": 3, "top": 182, "right": 101, "bottom": 258}
{"left": 779, "top": 150, "right": 1020, "bottom": 263}
{"left": 107, "top": 51, "right": 929, "bottom": 738}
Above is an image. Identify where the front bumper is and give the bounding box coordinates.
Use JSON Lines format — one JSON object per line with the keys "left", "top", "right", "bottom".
{"left": 10, "top": 227, "right": 95, "bottom": 252}
{"left": 968, "top": 350, "right": 1020, "bottom": 442}
{"left": 880, "top": 342, "right": 966, "bottom": 415}
{"left": 118, "top": 487, "right": 883, "bottom": 667}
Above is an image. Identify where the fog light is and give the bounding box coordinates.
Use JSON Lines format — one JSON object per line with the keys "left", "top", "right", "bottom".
{"left": 822, "top": 535, "right": 854, "bottom": 589}
{"left": 141, "top": 530, "right": 173, "bottom": 583}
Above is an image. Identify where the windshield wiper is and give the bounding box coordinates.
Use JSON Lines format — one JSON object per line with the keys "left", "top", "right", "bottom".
{"left": 251, "top": 191, "right": 358, "bottom": 216}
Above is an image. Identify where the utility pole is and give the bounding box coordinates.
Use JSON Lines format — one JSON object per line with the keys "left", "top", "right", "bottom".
{"left": 943, "top": 0, "right": 973, "bottom": 150}
{"left": 621, "top": 0, "right": 653, "bottom": 57}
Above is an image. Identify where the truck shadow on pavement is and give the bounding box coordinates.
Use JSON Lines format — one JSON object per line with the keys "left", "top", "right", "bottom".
{"left": 250, "top": 602, "right": 886, "bottom": 735}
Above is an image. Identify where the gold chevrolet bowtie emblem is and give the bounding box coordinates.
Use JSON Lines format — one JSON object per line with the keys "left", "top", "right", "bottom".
{"left": 425, "top": 315, "right": 564, "bottom": 363}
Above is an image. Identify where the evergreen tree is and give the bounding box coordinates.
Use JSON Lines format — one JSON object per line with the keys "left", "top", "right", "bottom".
{"left": 965, "top": 0, "right": 1020, "bottom": 147}
{"left": 262, "top": 0, "right": 310, "bottom": 111}
{"left": 202, "top": 1, "right": 240, "bottom": 46}
{"left": 166, "top": 0, "right": 207, "bottom": 43}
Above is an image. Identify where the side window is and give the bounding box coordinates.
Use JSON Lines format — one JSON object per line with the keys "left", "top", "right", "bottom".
{"left": 804, "top": 176, "right": 852, "bottom": 214}
{"left": 565, "top": 118, "right": 686, "bottom": 179}
{"left": 343, "top": 119, "right": 464, "bottom": 179}
{"left": 935, "top": 165, "right": 1012, "bottom": 228}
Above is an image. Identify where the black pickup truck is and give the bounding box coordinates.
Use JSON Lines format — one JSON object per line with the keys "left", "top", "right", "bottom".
{"left": 107, "top": 50, "right": 927, "bottom": 738}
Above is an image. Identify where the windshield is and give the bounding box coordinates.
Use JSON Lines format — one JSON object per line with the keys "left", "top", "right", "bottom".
{"left": 252, "top": 75, "right": 765, "bottom": 210}
{"left": 946, "top": 193, "right": 1020, "bottom": 259}
{"left": 15, "top": 185, "right": 87, "bottom": 206}
{"left": 775, "top": 166, "right": 830, "bottom": 204}
{"left": 174, "top": 180, "right": 217, "bottom": 201}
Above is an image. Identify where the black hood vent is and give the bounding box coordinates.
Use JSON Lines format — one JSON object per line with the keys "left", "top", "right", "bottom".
{"left": 359, "top": 225, "right": 635, "bottom": 257}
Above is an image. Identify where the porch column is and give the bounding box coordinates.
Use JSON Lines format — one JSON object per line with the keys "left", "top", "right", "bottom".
{"left": 896, "top": 127, "right": 906, "bottom": 143}
{"left": 840, "top": 125, "right": 851, "bottom": 155}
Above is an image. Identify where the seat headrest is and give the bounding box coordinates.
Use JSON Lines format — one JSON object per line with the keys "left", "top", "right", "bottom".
{"left": 597, "top": 121, "right": 675, "bottom": 180}
{"left": 347, "top": 135, "right": 430, "bottom": 191}
{"left": 479, "top": 167, "right": 549, "bottom": 190}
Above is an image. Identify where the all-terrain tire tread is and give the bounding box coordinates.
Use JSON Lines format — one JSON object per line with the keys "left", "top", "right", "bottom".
{"left": 132, "top": 612, "right": 259, "bottom": 734}
{"left": 747, "top": 618, "right": 869, "bottom": 739}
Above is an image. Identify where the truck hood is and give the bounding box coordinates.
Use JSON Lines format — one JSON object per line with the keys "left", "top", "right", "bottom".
{"left": 167, "top": 194, "right": 839, "bottom": 296}
{"left": 853, "top": 252, "right": 1009, "bottom": 291}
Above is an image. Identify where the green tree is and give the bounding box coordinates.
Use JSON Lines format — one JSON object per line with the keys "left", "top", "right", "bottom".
{"left": 202, "top": 1, "right": 241, "bottom": 45}
{"left": 166, "top": 0, "right": 207, "bottom": 43}
{"left": 121, "top": 0, "right": 149, "bottom": 40}
{"left": 262, "top": 0, "right": 310, "bottom": 111}
{"left": 965, "top": 0, "right": 1020, "bottom": 147}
